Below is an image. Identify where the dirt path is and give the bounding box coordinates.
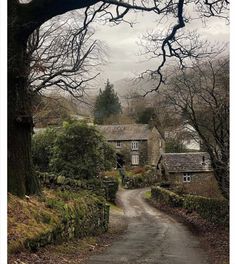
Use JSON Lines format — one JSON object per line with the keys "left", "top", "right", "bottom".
{"left": 86, "top": 188, "right": 209, "bottom": 264}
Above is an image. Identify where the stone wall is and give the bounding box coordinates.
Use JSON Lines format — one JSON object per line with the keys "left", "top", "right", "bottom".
{"left": 8, "top": 191, "right": 110, "bottom": 254}
{"left": 25, "top": 196, "right": 109, "bottom": 252}
{"left": 37, "top": 171, "right": 119, "bottom": 203}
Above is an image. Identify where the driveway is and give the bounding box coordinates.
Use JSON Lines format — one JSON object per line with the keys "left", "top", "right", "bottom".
{"left": 86, "top": 188, "right": 209, "bottom": 264}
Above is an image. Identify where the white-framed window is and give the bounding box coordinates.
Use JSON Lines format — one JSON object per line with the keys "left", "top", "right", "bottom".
{"left": 116, "top": 141, "right": 121, "bottom": 148}
{"left": 131, "top": 154, "right": 139, "bottom": 165}
{"left": 183, "top": 173, "right": 192, "bottom": 182}
{"left": 131, "top": 141, "right": 139, "bottom": 150}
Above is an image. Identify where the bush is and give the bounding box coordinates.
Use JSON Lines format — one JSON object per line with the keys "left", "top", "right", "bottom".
{"left": 159, "top": 181, "right": 171, "bottom": 188}
{"left": 33, "top": 121, "right": 116, "bottom": 180}
{"left": 151, "top": 186, "right": 183, "bottom": 207}
{"left": 183, "top": 195, "right": 229, "bottom": 225}
{"left": 123, "top": 166, "right": 157, "bottom": 189}
{"left": 102, "top": 176, "right": 119, "bottom": 203}
{"left": 32, "top": 128, "right": 58, "bottom": 171}
{"left": 151, "top": 186, "right": 229, "bottom": 225}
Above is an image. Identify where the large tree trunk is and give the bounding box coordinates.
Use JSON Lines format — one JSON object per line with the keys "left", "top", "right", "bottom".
{"left": 8, "top": 4, "right": 40, "bottom": 197}
{"left": 7, "top": 0, "right": 98, "bottom": 197}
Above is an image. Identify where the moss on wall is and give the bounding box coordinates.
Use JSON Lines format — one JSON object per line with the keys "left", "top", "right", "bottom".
{"left": 37, "top": 171, "right": 118, "bottom": 203}
{"left": 8, "top": 189, "right": 109, "bottom": 254}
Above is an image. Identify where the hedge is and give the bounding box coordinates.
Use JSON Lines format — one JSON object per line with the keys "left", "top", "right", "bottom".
{"left": 151, "top": 186, "right": 183, "bottom": 207}
{"left": 151, "top": 186, "right": 229, "bottom": 225}
{"left": 183, "top": 195, "right": 229, "bottom": 225}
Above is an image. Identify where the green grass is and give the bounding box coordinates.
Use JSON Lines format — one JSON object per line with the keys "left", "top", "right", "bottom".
{"left": 144, "top": 191, "right": 151, "bottom": 199}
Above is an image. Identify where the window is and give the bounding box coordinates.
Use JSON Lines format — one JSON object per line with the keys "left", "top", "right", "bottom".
{"left": 183, "top": 173, "right": 192, "bottom": 182}
{"left": 131, "top": 141, "right": 139, "bottom": 150}
{"left": 116, "top": 141, "right": 121, "bottom": 148}
{"left": 132, "top": 154, "right": 139, "bottom": 165}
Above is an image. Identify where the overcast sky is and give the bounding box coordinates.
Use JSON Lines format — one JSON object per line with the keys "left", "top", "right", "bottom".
{"left": 91, "top": 8, "right": 229, "bottom": 86}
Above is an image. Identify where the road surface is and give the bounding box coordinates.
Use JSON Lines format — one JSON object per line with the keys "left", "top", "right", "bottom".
{"left": 86, "top": 188, "right": 209, "bottom": 264}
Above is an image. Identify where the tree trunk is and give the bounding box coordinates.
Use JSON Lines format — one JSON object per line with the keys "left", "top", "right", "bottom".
{"left": 211, "top": 160, "right": 229, "bottom": 200}
{"left": 8, "top": 6, "right": 40, "bottom": 197}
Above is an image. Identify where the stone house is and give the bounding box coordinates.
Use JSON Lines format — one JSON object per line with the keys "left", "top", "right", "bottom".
{"left": 96, "top": 124, "right": 165, "bottom": 166}
{"left": 156, "top": 152, "right": 214, "bottom": 183}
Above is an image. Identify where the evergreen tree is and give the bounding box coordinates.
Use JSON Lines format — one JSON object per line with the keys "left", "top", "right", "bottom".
{"left": 94, "top": 80, "right": 122, "bottom": 124}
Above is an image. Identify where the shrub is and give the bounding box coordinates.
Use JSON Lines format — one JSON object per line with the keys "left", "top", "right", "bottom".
{"left": 32, "top": 128, "right": 58, "bottom": 171}
{"left": 159, "top": 181, "right": 171, "bottom": 188}
{"left": 44, "top": 121, "right": 116, "bottom": 179}
{"left": 183, "top": 195, "right": 229, "bottom": 225}
{"left": 130, "top": 166, "right": 146, "bottom": 175}
{"left": 151, "top": 186, "right": 183, "bottom": 207}
{"left": 123, "top": 166, "right": 157, "bottom": 189}
{"left": 102, "top": 176, "right": 119, "bottom": 203}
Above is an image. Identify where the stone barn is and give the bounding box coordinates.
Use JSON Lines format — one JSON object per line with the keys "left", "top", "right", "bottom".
{"left": 96, "top": 124, "right": 165, "bottom": 167}
{"left": 156, "top": 152, "right": 214, "bottom": 183}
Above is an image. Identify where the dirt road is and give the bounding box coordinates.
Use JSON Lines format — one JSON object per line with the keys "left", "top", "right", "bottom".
{"left": 86, "top": 188, "right": 209, "bottom": 264}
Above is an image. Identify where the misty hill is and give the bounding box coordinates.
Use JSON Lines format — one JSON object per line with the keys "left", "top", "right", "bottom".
{"left": 113, "top": 78, "right": 157, "bottom": 97}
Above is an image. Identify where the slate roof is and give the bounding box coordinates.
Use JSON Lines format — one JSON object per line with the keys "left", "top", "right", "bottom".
{"left": 96, "top": 124, "right": 151, "bottom": 141}
{"left": 160, "top": 152, "right": 213, "bottom": 172}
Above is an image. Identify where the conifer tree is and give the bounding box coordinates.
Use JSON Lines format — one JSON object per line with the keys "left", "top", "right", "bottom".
{"left": 94, "top": 80, "right": 122, "bottom": 124}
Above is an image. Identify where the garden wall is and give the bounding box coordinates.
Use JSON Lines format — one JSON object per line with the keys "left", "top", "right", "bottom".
{"left": 151, "top": 186, "right": 229, "bottom": 225}
{"left": 37, "top": 171, "right": 119, "bottom": 203}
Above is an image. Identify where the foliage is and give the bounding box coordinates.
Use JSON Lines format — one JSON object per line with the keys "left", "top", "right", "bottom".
{"left": 123, "top": 166, "right": 157, "bottom": 189}
{"left": 136, "top": 107, "right": 155, "bottom": 124}
{"left": 32, "top": 121, "right": 116, "bottom": 179}
{"left": 49, "top": 121, "right": 115, "bottom": 179}
{"left": 32, "top": 128, "right": 58, "bottom": 172}
{"left": 102, "top": 176, "right": 119, "bottom": 203}
{"left": 151, "top": 186, "right": 229, "bottom": 225}
{"left": 94, "top": 80, "right": 122, "bottom": 124}
{"left": 165, "top": 138, "right": 187, "bottom": 153}
{"left": 183, "top": 195, "right": 229, "bottom": 225}
{"left": 38, "top": 171, "right": 119, "bottom": 203}
{"left": 151, "top": 186, "right": 184, "bottom": 207}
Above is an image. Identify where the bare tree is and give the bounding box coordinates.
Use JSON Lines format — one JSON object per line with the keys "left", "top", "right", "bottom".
{"left": 27, "top": 12, "right": 106, "bottom": 99}
{"left": 164, "top": 58, "right": 229, "bottom": 199}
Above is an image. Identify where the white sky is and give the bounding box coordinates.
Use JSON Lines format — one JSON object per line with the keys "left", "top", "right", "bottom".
{"left": 92, "top": 8, "right": 229, "bottom": 84}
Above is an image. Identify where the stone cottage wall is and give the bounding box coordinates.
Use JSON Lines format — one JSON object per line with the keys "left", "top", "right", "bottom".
{"left": 148, "top": 128, "right": 165, "bottom": 166}
{"left": 109, "top": 140, "right": 148, "bottom": 166}
{"left": 168, "top": 171, "right": 214, "bottom": 183}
